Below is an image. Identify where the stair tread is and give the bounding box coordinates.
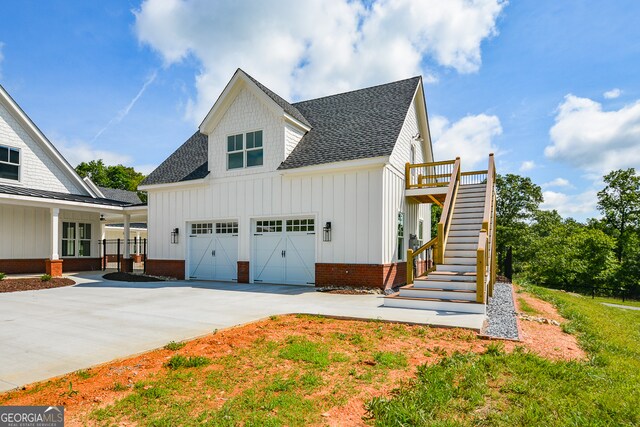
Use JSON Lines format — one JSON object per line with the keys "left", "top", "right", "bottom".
{"left": 385, "top": 294, "right": 483, "bottom": 304}
{"left": 403, "top": 285, "right": 475, "bottom": 293}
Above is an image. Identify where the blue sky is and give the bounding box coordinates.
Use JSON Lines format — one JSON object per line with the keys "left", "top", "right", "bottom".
{"left": 1, "top": 0, "right": 639, "bottom": 220}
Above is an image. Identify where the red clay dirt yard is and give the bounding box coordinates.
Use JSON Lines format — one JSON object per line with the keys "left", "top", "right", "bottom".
{"left": 0, "top": 288, "right": 583, "bottom": 426}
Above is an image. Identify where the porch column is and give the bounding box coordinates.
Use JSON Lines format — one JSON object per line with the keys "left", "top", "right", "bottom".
{"left": 136, "top": 231, "right": 141, "bottom": 255}
{"left": 46, "top": 207, "right": 63, "bottom": 277}
{"left": 121, "top": 213, "right": 133, "bottom": 272}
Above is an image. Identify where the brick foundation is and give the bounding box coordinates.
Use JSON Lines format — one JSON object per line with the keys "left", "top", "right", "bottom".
{"left": 63, "top": 258, "right": 102, "bottom": 272}
{"left": 0, "top": 259, "right": 47, "bottom": 274}
{"left": 146, "top": 259, "right": 185, "bottom": 280}
{"left": 315, "top": 262, "right": 407, "bottom": 290}
{"left": 45, "top": 259, "right": 63, "bottom": 277}
{"left": 120, "top": 258, "right": 134, "bottom": 273}
{"left": 237, "top": 261, "right": 250, "bottom": 283}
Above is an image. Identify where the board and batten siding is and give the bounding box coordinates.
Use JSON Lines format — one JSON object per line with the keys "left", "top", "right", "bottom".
{"left": 0, "top": 204, "right": 51, "bottom": 259}
{"left": 0, "top": 102, "right": 83, "bottom": 194}
{"left": 383, "top": 94, "right": 432, "bottom": 264}
{"left": 0, "top": 206, "right": 100, "bottom": 259}
{"left": 147, "top": 167, "right": 384, "bottom": 265}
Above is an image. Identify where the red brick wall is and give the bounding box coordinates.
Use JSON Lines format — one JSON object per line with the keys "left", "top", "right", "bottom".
{"left": 315, "top": 262, "right": 407, "bottom": 290}
{"left": 63, "top": 258, "right": 102, "bottom": 272}
{"left": 146, "top": 259, "right": 185, "bottom": 279}
{"left": 46, "top": 259, "right": 63, "bottom": 277}
{"left": 382, "top": 262, "right": 406, "bottom": 289}
{"left": 237, "top": 261, "right": 250, "bottom": 283}
{"left": 0, "top": 259, "right": 47, "bottom": 274}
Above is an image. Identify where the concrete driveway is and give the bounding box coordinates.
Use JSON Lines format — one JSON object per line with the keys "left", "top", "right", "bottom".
{"left": 0, "top": 272, "right": 484, "bottom": 392}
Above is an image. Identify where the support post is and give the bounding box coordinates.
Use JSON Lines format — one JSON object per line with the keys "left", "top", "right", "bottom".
{"left": 122, "top": 214, "right": 133, "bottom": 272}
{"left": 407, "top": 248, "right": 414, "bottom": 285}
{"left": 46, "top": 207, "right": 63, "bottom": 277}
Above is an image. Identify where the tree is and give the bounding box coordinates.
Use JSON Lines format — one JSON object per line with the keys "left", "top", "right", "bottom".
{"left": 597, "top": 168, "right": 640, "bottom": 262}
{"left": 75, "top": 160, "right": 147, "bottom": 202}
{"left": 496, "top": 174, "right": 543, "bottom": 226}
{"left": 495, "top": 174, "right": 543, "bottom": 275}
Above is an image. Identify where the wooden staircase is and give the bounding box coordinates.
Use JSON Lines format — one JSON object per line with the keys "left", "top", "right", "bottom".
{"left": 384, "top": 156, "right": 496, "bottom": 314}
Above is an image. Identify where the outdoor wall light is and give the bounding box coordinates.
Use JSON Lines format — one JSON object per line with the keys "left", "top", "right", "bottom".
{"left": 323, "top": 222, "right": 332, "bottom": 242}
{"left": 171, "top": 228, "right": 179, "bottom": 244}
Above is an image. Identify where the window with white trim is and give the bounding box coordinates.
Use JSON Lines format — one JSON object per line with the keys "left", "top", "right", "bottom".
{"left": 397, "top": 212, "right": 405, "bottom": 261}
{"left": 256, "top": 220, "right": 282, "bottom": 233}
{"left": 216, "top": 222, "right": 238, "bottom": 234}
{"left": 0, "top": 145, "right": 20, "bottom": 181}
{"left": 227, "top": 130, "right": 263, "bottom": 169}
{"left": 62, "top": 222, "right": 92, "bottom": 257}
{"left": 191, "top": 223, "right": 213, "bottom": 235}
{"left": 286, "top": 219, "right": 314, "bottom": 232}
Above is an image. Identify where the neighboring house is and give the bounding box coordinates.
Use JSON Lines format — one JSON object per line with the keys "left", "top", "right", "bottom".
{"left": 0, "top": 84, "right": 146, "bottom": 275}
{"left": 140, "top": 69, "right": 434, "bottom": 288}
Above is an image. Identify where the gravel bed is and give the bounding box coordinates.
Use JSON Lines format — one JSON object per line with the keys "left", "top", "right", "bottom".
{"left": 484, "top": 282, "right": 519, "bottom": 340}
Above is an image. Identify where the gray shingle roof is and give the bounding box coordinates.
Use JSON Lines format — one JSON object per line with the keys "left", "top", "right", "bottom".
{"left": 144, "top": 75, "right": 422, "bottom": 184}
{"left": 0, "top": 184, "right": 136, "bottom": 207}
{"left": 243, "top": 71, "right": 311, "bottom": 128}
{"left": 141, "top": 131, "right": 209, "bottom": 186}
{"left": 279, "top": 76, "right": 420, "bottom": 169}
{"left": 97, "top": 186, "right": 142, "bottom": 205}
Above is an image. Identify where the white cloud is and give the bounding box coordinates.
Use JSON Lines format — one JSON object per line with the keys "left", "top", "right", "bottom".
{"left": 519, "top": 160, "right": 535, "bottom": 172}
{"left": 54, "top": 137, "right": 132, "bottom": 168}
{"left": 542, "top": 177, "right": 572, "bottom": 188}
{"left": 134, "top": 0, "right": 506, "bottom": 123}
{"left": 431, "top": 114, "right": 502, "bottom": 169}
{"left": 603, "top": 88, "right": 622, "bottom": 99}
{"left": 540, "top": 189, "right": 599, "bottom": 221}
{"left": 546, "top": 94, "right": 640, "bottom": 174}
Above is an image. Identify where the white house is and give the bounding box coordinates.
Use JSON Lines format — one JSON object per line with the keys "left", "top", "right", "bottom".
{"left": 140, "top": 69, "right": 434, "bottom": 289}
{"left": 0, "top": 84, "right": 146, "bottom": 276}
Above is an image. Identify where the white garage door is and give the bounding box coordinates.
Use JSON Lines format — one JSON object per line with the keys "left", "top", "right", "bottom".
{"left": 252, "top": 218, "right": 315, "bottom": 285}
{"left": 188, "top": 222, "right": 238, "bottom": 281}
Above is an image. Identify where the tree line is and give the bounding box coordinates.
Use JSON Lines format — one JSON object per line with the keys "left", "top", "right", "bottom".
{"left": 496, "top": 168, "right": 640, "bottom": 299}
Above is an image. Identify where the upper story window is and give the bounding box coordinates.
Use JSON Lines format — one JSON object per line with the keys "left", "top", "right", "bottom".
{"left": 227, "top": 130, "right": 263, "bottom": 170}
{"left": 0, "top": 145, "right": 20, "bottom": 181}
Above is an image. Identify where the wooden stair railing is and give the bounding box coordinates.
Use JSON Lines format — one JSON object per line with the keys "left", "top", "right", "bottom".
{"left": 436, "top": 157, "right": 461, "bottom": 264}
{"left": 406, "top": 236, "right": 438, "bottom": 285}
{"left": 476, "top": 153, "right": 496, "bottom": 303}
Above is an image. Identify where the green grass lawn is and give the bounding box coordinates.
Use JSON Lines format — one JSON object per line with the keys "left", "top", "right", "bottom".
{"left": 367, "top": 287, "right": 640, "bottom": 426}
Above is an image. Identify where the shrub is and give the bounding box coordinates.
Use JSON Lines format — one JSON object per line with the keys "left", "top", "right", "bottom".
{"left": 165, "top": 355, "right": 211, "bottom": 369}
{"left": 0, "top": 272, "right": 6, "bottom": 281}
{"left": 164, "top": 341, "right": 185, "bottom": 351}
{"left": 40, "top": 274, "right": 52, "bottom": 282}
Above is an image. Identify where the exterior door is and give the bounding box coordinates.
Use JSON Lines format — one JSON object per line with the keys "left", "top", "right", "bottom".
{"left": 188, "top": 222, "right": 238, "bottom": 281}
{"left": 252, "top": 218, "right": 315, "bottom": 285}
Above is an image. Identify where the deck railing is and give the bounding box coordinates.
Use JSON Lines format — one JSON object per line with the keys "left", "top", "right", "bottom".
{"left": 405, "top": 159, "right": 456, "bottom": 190}
{"left": 406, "top": 236, "right": 438, "bottom": 285}
{"left": 476, "top": 154, "right": 496, "bottom": 303}
{"left": 460, "top": 170, "right": 488, "bottom": 186}
{"left": 436, "top": 157, "right": 461, "bottom": 264}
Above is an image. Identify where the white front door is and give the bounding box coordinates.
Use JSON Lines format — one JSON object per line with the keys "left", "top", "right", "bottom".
{"left": 188, "top": 222, "right": 238, "bottom": 281}
{"left": 252, "top": 218, "right": 315, "bottom": 285}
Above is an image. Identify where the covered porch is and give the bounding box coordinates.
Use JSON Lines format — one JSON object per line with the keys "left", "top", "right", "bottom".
{"left": 0, "top": 186, "right": 147, "bottom": 276}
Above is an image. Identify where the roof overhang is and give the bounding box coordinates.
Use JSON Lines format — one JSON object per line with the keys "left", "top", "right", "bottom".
{"left": 0, "top": 192, "right": 133, "bottom": 213}
{"left": 138, "top": 177, "right": 208, "bottom": 191}
{"left": 279, "top": 156, "right": 389, "bottom": 177}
